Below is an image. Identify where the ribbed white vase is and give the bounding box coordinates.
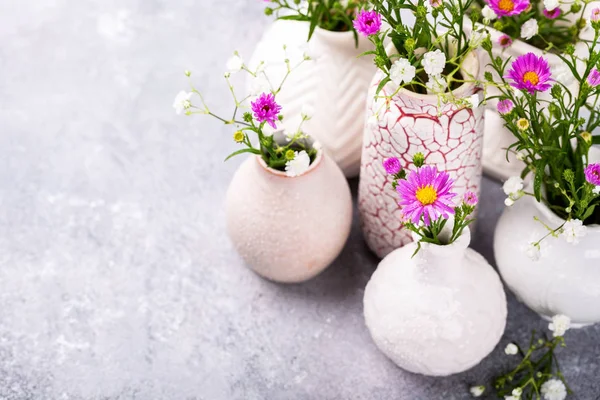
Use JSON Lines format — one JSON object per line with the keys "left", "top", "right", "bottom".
{"left": 247, "top": 20, "right": 377, "bottom": 177}
{"left": 364, "top": 229, "right": 507, "bottom": 376}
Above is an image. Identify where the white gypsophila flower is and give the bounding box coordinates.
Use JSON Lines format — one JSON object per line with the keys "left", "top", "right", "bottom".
{"left": 470, "top": 385, "right": 485, "bottom": 397}
{"left": 593, "top": 186, "right": 600, "bottom": 195}
{"left": 503, "top": 176, "right": 524, "bottom": 196}
{"left": 301, "top": 104, "right": 315, "bottom": 120}
{"left": 554, "top": 64, "right": 575, "bottom": 87}
{"left": 526, "top": 243, "right": 541, "bottom": 261}
{"left": 505, "top": 395, "right": 519, "bottom": 400}
{"left": 521, "top": 19, "right": 539, "bottom": 40}
{"left": 470, "top": 30, "right": 488, "bottom": 48}
{"left": 426, "top": 75, "right": 448, "bottom": 94}
{"left": 482, "top": 5, "right": 498, "bottom": 20}
{"left": 505, "top": 198, "right": 515, "bottom": 206}
{"left": 548, "top": 314, "right": 571, "bottom": 337}
{"left": 512, "top": 388, "right": 523, "bottom": 397}
{"left": 285, "top": 150, "right": 311, "bottom": 177}
{"left": 468, "top": 94, "right": 481, "bottom": 108}
{"left": 389, "top": 58, "right": 416, "bottom": 85}
{"left": 544, "top": 0, "right": 560, "bottom": 11}
{"left": 516, "top": 152, "right": 526, "bottom": 161}
{"left": 561, "top": 219, "right": 587, "bottom": 244}
{"left": 226, "top": 53, "right": 244, "bottom": 73}
{"left": 173, "top": 91, "right": 192, "bottom": 115}
{"left": 422, "top": 49, "right": 446, "bottom": 76}
{"left": 540, "top": 378, "right": 567, "bottom": 400}
{"left": 505, "top": 343, "right": 518, "bottom": 355}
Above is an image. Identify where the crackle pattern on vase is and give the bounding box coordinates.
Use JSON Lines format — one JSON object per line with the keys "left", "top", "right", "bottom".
{"left": 358, "top": 75, "right": 485, "bottom": 258}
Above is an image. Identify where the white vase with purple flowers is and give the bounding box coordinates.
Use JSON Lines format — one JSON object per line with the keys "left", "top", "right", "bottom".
{"left": 471, "top": 0, "right": 600, "bottom": 179}
{"left": 363, "top": 154, "right": 507, "bottom": 376}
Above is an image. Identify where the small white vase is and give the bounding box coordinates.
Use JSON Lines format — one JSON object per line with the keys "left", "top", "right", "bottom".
{"left": 225, "top": 150, "right": 352, "bottom": 283}
{"left": 358, "top": 50, "right": 484, "bottom": 258}
{"left": 247, "top": 21, "right": 377, "bottom": 177}
{"left": 364, "top": 229, "right": 507, "bottom": 376}
{"left": 494, "top": 194, "right": 600, "bottom": 327}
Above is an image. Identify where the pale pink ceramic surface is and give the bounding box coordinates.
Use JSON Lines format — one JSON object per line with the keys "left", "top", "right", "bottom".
{"left": 358, "top": 52, "right": 484, "bottom": 258}
{"left": 364, "top": 229, "right": 507, "bottom": 376}
{"left": 225, "top": 152, "right": 352, "bottom": 283}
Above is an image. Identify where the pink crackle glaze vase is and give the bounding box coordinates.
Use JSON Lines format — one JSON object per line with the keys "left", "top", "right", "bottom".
{"left": 225, "top": 150, "right": 352, "bottom": 283}
{"left": 358, "top": 51, "right": 484, "bottom": 258}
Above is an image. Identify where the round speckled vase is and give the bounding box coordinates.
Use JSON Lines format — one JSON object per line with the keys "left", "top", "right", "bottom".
{"left": 358, "top": 49, "right": 484, "bottom": 258}
{"left": 247, "top": 21, "right": 376, "bottom": 177}
{"left": 225, "top": 149, "right": 352, "bottom": 283}
{"left": 494, "top": 194, "right": 600, "bottom": 327}
{"left": 364, "top": 229, "right": 507, "bottom": 376}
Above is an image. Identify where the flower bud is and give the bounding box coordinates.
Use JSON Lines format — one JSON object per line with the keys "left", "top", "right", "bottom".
{"left": 412, "top": 152, "right": 425, "bottom": 167}
{"left": 582, "top": 131, "right": 592, "bottom": 144}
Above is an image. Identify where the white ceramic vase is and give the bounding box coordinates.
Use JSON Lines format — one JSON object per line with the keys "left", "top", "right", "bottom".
{"left": 494, "top": 194, "right": 600, "bottom": 327}
{"left": 477, "top": 15, "right": 597, "bottom": 180}
{"left": 358, "top": 50, "right": 485, "bottom": 258}
{"left": 225, "top": 150, "right": 352, "bottom": 283}
{"left": 364, "top": 229, "right": 507, "bottom": 376}
{"left": 247, "top": 20, "right": 377, "bottom": 177}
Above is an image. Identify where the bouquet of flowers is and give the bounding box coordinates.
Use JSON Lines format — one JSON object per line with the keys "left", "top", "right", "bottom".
{"left": 173, "top": 50, "right": 318, "bottom": 177}
{"left": 354, "top": 0, "right": 482, "bottom": 100}
{"left": 482, "top": 12, "right": 600, "bottom": 255}
{"left": 263, "top": 0, "right": 369, "bottom": 43}
{"left": 383, "top": 153, "right": 478, "bottom": 255}
{"left": 471, "top": 0, "right": 592, "bottom": 52}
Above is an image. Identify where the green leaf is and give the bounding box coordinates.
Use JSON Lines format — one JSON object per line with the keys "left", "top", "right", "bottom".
{"left": 224, "top": 147, "right": 261, "bottom": 162}
{"left": 592, "top": 135, "right": 600, "bottom": 145}
{"left": 581, "top": 204, "right": 597, "bottom": 222}
{"left": 534, "top": 160, "right": 545, "bottom": 202}
{"left": 375, "top": 76, "right": 391, "bottom": 95}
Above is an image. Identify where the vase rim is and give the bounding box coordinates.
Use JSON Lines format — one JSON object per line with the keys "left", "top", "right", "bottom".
{"left": 413, "top": 226, "right": 472, "bottom": 257}
{"left": 530, "top": 193, "right": 600, "bottom": 230}
{"left": 383, "top": 43, "right": 479, "bottom": 100}
{"left": 256, "top": 147, "right": 324, "bottom": 178}
{"left": 312, "top": 26, "right": 372, "bottom": 51}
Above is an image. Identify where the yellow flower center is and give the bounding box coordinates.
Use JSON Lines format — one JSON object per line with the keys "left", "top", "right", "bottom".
{"left": 415, "top": 185, "right": 438, "bottom": 206}
{"left": 523, "top": 71, "right": 540, "bottom": 85}
{"left": 498, "top": 0, "right": 515, "bottom": 12}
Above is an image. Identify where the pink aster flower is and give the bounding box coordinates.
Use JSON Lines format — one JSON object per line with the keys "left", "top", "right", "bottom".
{"left": 591, "top": 7, "right": 600, "bottom": 22}
{"left": 396, "top": 166, "right": 457, "bottom": 226}
{"left": 585, "top": 163, "right": 600, "bottom": 186}
{"left": 498, "top": 34, "right": 513, "bottom": 48}
{"left": 543, "top": 7, "right": 561, "bottom": 18}
{"left": 463, "top": 191, "right": 478, "bottom": 206}
{"left": 497, "top": 99, "right": 514, "bottom": 114}
{"left": 251, "top": 93, "right": 282, "bottom": 129}
{"left": 588, "top": 68, "right": 600, "bottom": 87}
{"left": 505, "top": 53, "right": 552, "bottom": 94}
{"left": 487, "top": 0, "right": 530, "bottom": 17}
{"left": 383, "top": 157, "right": 402, "bottom": 175}
{"left": 353, "top": 10, "right": 382, "bottom": 37}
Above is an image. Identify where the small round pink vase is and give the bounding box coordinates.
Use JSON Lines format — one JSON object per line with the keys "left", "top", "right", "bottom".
{"left": 225, "top": 151, "right": 352, "bottom": 283}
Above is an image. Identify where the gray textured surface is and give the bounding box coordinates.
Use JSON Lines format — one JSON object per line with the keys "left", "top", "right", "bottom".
{"left": 0, "top": 1, "right": 599, "bottom": 399}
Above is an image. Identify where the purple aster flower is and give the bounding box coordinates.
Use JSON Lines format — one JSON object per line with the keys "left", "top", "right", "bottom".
{"left": 505, "top": 53, "right": 552, "bottom": 94}
{"left": 396, "top": 166, "right": 457, "bottom": 226}
{"left": 463, "top": 191, "right": 478, "bottom": 206}
{"left": 353, "top": 10, "right": 382, "bottom": 37}
{"left": 588, "top": 68, "right": 600, "bottom": 87}
{"left": 487, "top": 0, "right": 530, "bottom": 17}
{"left": 251, "top": 93, "right": 282, "bottom": 129}
{"left": 498, "top": 34, "right": 513, "bottom": 48}
{"left": 383, "top": 157, "right": 402, "bottom": 175}
{"left": 543, "top": 8, "right": 561, "bottom": 18}
{"left": 497, "top": 99, "right": 514, "bottom": 114}
{"left": 585, "top": 163, "right": 600, "bottom": 186}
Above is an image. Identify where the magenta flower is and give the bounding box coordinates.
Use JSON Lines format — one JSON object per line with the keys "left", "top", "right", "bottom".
{"left": 543, "top": 8, "right": 561, "bottom": 18}
{"left": 487, "top": 0, "right": 530, "bottom": 17}
{"left": 585, "top": 163, "right": 600, "bottom": 186}
{"left": 463, "top": 191, "right": 479, "bottom": 206}
{"left": 497, "top": 99, "right": 514, "bottom": 114}
{"left": 353, "top": 10, "right": 382, "bottom": 37}
{"left": 588, "top": 68, "right": 600, "bottom": 87}
{"left": 498, "top": 35, "right": 513, "bottom": 48}
{"left": 251, "top": 93, "right": 282, "bottom": 129}
{"left": 506, "top": 53, "right": 552, "bottom": 94}
{"left": 396, "top": 166, "right": 456, "bottom": 226}
{"left": 591, "top": 7, "right": 600, "bottom": 22}
{"left": 383, "top": 157, "right": 402, "bottom": 175}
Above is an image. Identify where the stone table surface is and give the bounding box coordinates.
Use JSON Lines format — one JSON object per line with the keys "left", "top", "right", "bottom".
{"left": 1, "top": 1, "right": 599, "bottom": 399}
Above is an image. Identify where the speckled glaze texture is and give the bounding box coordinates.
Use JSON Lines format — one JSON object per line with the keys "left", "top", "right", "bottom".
{"left": 495, "top": 195, "right": 600, "bottom": 326}
{"left": 225, "top": 152, "right": 352, "bottom": 283}
{"left": 364, "top": 230, "right": 507, "bottom": 376}
{"left": 247, "top": 21, "right": 376, "bottom": 177}
{"left": 358, "top": 52, "right": 484, "bottom": 258}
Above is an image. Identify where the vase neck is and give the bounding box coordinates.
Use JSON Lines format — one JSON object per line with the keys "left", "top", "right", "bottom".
{"left": 413, "top": 229, "right": 471, "bottom": 267}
